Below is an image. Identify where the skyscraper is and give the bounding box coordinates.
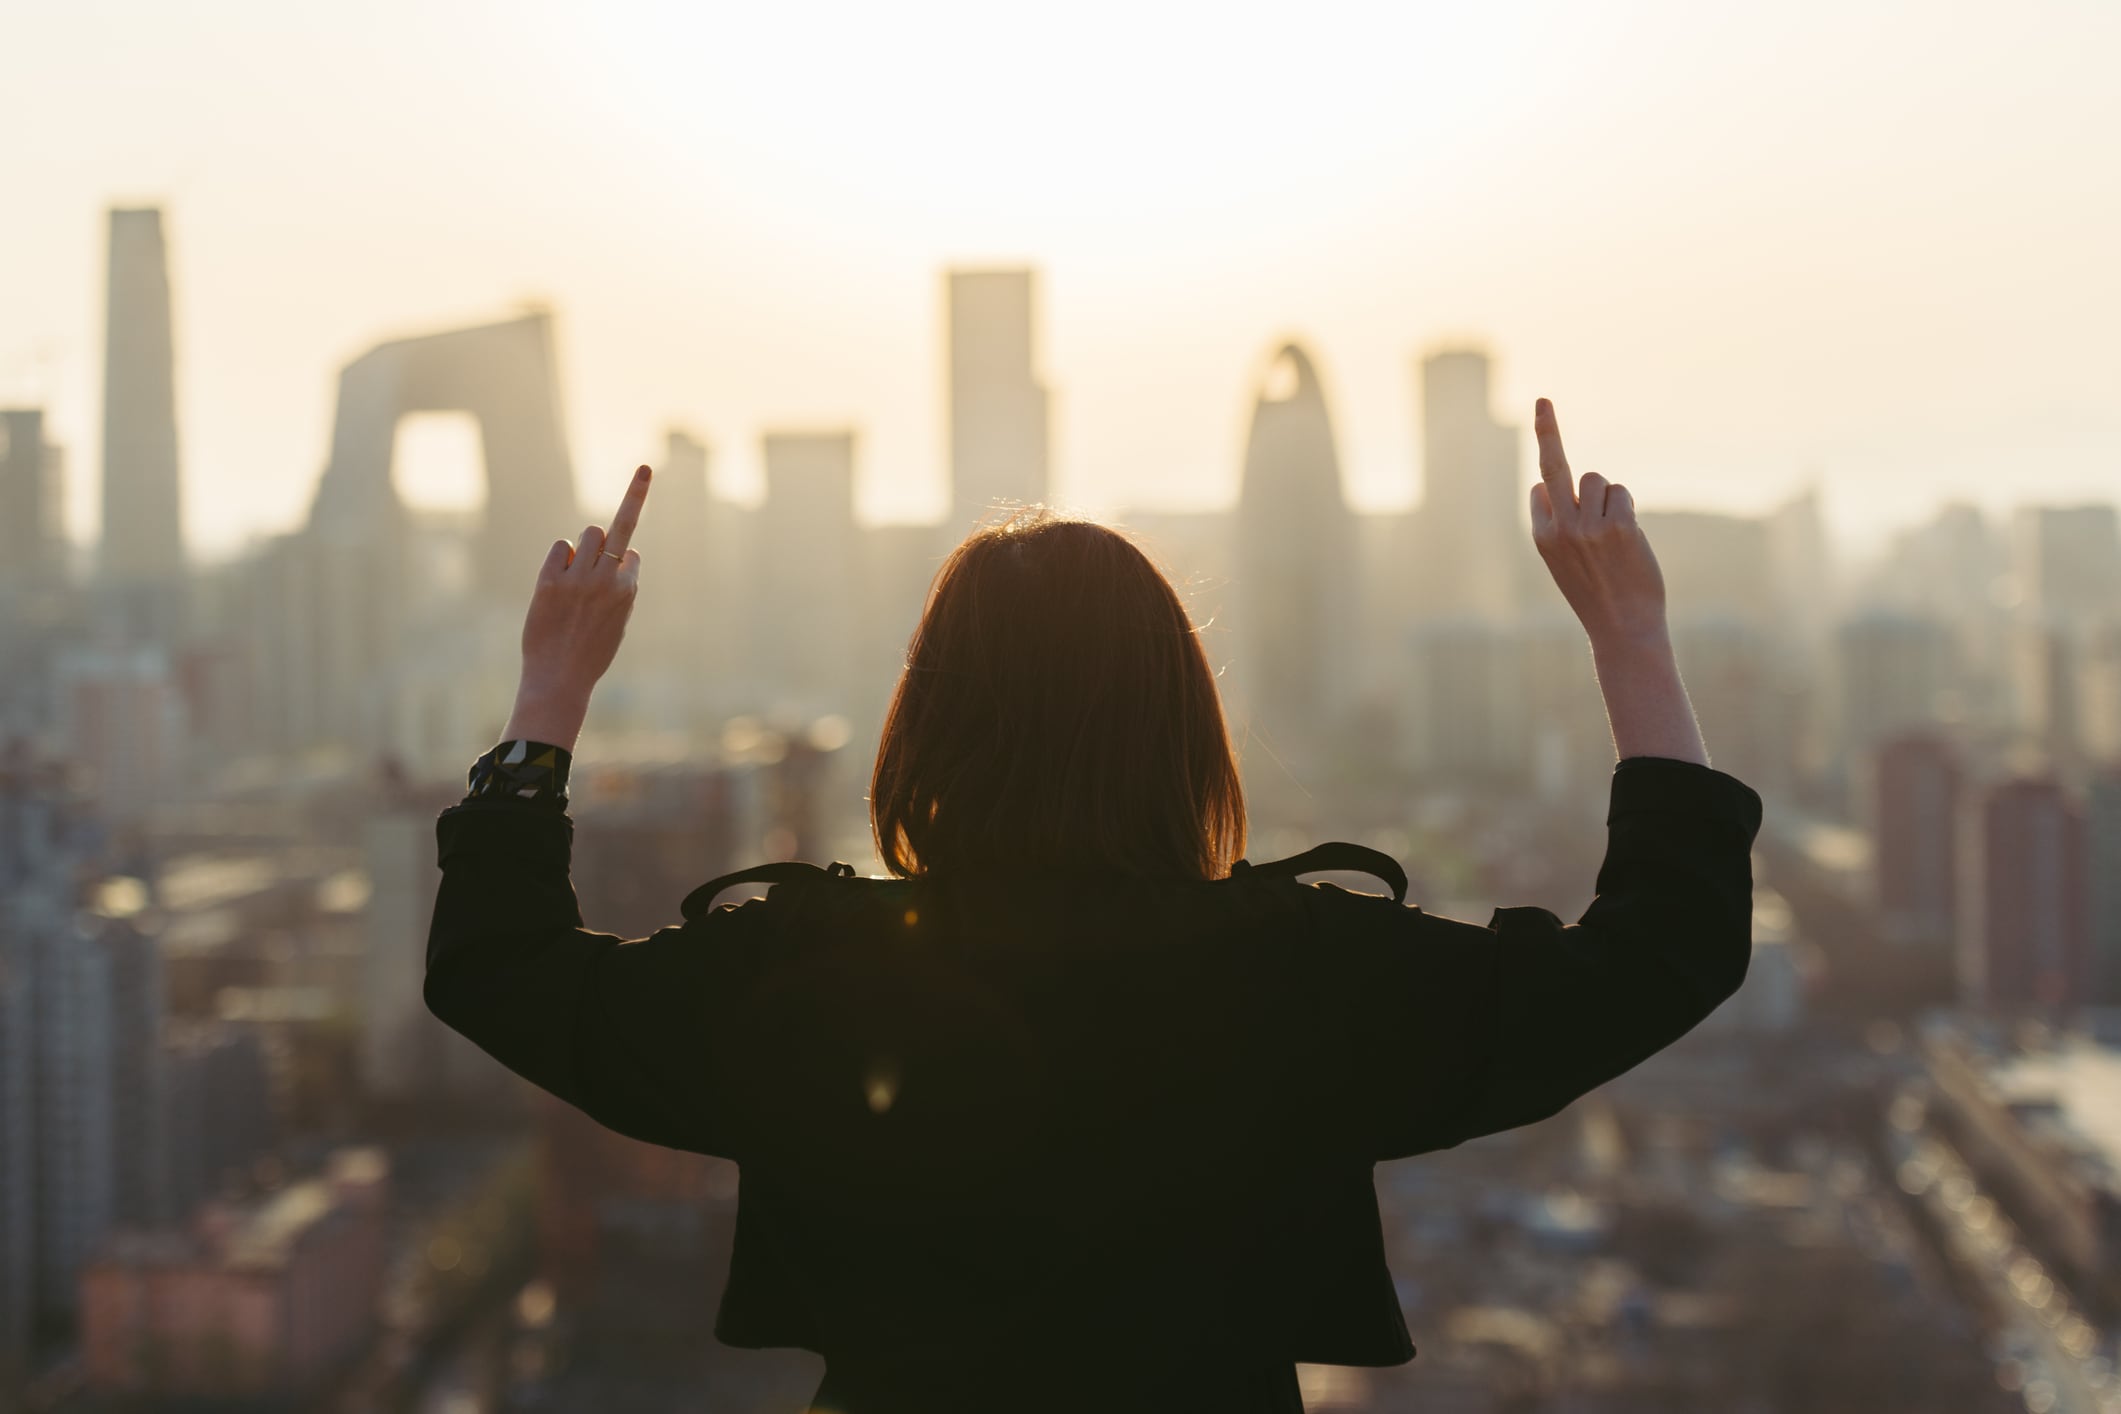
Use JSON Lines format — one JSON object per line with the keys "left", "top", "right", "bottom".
{"left": 948, "top": 270, "right": 1049, "bottom": 529}
{"left": 1234, "top": 343, "right": 1355, "bottom": 766}
{"left": 1872, "top": 733, "right": 1961, "bottom": 949}
{"left": 0, "top": 887, "right": 30, "bottom": 1374}
{"left": 1837, "top": 613, "right": 1955, "bottom": 761}
{"left": 298, "top": 312, "right": 581, "bottom": 751}
{"left": 2086, "top": 770, "right": 2121, "bottom": 1006}
{"left": 100, "top": 919, "right": 167, "bottom": 1227}
{"left": 1960, "top": 775, "right": 2087, "bottom": 1012}
{"left": 1, "top": 755, "right": 114, "bottom": 1335}
{"left": 0, "top": 410, "right": 70, "bottom": 737}
{"left": 100, "top": 208, "right": 186, "bottom": 597}
{"left": 2012, "top": 504, "right": 2121, "bottom": 628}
{"left": 758, "top": 431, "right": 861, "bottom": 710}
{"left": 29, "top": 914, "right": 115, "bottom": 1319}
{"left": 627, "top": 430, "right": 716, "bottom": 669}
{"left": 0, "top": 409, "right": 66, "bottom": 586}
{"left": 1413, "top": 349, "right": 1526, "bottom": 621}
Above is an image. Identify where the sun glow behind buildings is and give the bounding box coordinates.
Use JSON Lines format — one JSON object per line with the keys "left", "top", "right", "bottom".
{"left": 3, "top": 0, "right": 2117, "bottom": 556}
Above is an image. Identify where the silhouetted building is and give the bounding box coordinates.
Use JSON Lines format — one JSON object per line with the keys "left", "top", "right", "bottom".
{"left": 295, "top": 312, "right": 580, "bottom": 751}
{"left": 1872, "top": 734, "right": 1961, "bottom": 951}
{"left": 1670, "top": 616, "right": 1792, "bottom": 792}
{"left": 100, "top": 208, "right": 186, "bottom": 628}
{"left": 1235, "top": 343, "right": 1355, "bottom": 769}
{"left": 757, "top": 430, "right": 861, "bottom": 712}
{"left": 0, "top": 886, "right": 29, "bottom": 1372}
{"left": 0, "top": 409, "right": 70, "bottom": 740}
{"left": 1642, "top": 511, "right": 1777, "bottom": 632}
{"left": 100, "top": 918, "right": 168, "bottom": 1227}
{"left": 1838, "top": 613, "right": 1954, "bottom": 762}
{"left": 1413, "top": 349, "right": 1525, "bottom": 621}
{"left": 2088, "top": 770, "right": 2121, "bottom": 1006}
{"left": 628, "top": 429, "right": 716, "bottom": 664}
{"left": 0, "top": 409, "right": 66, "bottom": 586}
{"left": 161, "top": 1023, "right": 274, "bottom": 1218}
{"left": 309, "top": 309, "right": 577, "bottom": 599}
{"left": 2013, "top": 504, "right": 2121, "bottom": 628}
{"left": 1406, "top": 618, "right": 1526, "bottom": 784}
{"left": 2014, "top": 619, "right": 2084, "bottom": 764}
{"left": 948, "top": 269, "right": 1049, "bottom": 528}
{"left": 1767, "top": 486, "right": 1834, "bottom": 658}
{"left": 26, "top": 910, "right": 116, "bottom": 1325}
{"left": 1, "top": 759, "right": 119, "bottom": 1337}
{"left": 2076, "top": 622, "right": 2121, "bottom": 763}
{"left": 1960, "top": 775, "right": 2087, "bottom": 1012}
{"left": 1517, "top": 611, "right": 1610, "bottom": 803}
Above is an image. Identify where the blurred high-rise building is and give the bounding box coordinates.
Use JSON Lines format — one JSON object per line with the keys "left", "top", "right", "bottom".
{"left": 99, "top": 918, "right": 168, "bottom": 1227}
{"left": 1669, "top": 617, "right": 1792, "bottom": 793}
{"left": 1413, "top": 349, "right": 1525, "bottom": 622}
{"left": 1641, "top": 512, "right": 1776, "bottom": 632}
{"left": 1405, "top": 618, "right": 1526, "bottom": 785}
{"left": 26, "top": 911, "right": 116, "bottom": 1323}
{"left": 0, "top": 409, "right": 71, "bottom": 738}
{"left": 1870, "top": 733, "right": 1961, "bottom": 950}
{"left": 309, "top": 310, "right": 578, "bottom": 601}
{"left": 1959, "top": 775, "right": 2087, "bottom": 1012}
{"left": 298, "top": 313, "right": 579, "bottom": 752}
{"left": 0, "top": 893, "right": 29, "bottom": 1374}
{"left": 1836, "top": 613, "right": 1954, "bottom": 763}
{"left": 1871, "top": 502, "right": 2007, "bottom": 621}
{"left": 948, "top": 269, "right": 1049, "bottom": 529}
{"left": 1, "top": 754, "right": 120, "bottom": 1333}
{"left": 2075, "top": 621, "right": 2121, "bottom": 763}
{"left": 2086, "top": 771, "right": 2121, "bottom": 1007}
{"left": 630, "top": 430, "right": 715, "bottom": 651}
{"left": 1234, "top": 344, "right": 1356, "bottom": 776}
{"left": 2013, "top": 620, "right": 2083, "bottom": 764}
{"left": 2012, "top": 504, "right": 2121, "bottom": 628}
{"left": 758, "top": 431, "right": 862, "bottom": 714}
{"left": 99, "top": 208, "right": 186, "bottom": 633}
{"left": 1516, "top": 611, "right": 1609, "bottom": 804}
{"left": 161, "top": 1022, "right": 274, "bottom": 1218}
{"left": 0, "top": 409, "right": 67, "bottom": 586}
{"left": 1766, "top": 486, "right": 1834, "bottom": 657}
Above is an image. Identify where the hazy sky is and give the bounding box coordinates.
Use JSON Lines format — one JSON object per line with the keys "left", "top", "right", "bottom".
{"left": 4, "top": 0, "right": 2117, "bottom": 559}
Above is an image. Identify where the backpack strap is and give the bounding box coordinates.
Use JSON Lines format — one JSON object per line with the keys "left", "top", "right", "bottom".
{"left": 1231, "top": 841, "right": 1408, "bottom": 904}
{"left": 681, "top": 860, "right": 858, "bottom": 921}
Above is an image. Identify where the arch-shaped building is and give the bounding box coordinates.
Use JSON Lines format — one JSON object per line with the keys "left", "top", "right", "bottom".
{"left": 306, "top": 310, "right": 579, "bottom": 598}
{"left": 1234, "top": 342, "right": 1357, "bottom": 772}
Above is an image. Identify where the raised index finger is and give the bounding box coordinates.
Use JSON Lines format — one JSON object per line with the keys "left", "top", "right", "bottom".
{"left": 1534, "top": 398, "right": 1577, "bottom": 516}
{"left": 601, "top": 464, "right": 653, "bottom": 559}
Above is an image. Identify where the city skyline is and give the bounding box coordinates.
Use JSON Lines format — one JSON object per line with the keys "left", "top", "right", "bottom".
{"left": 4, "top": 0, "right": 2117, "bottom": 559}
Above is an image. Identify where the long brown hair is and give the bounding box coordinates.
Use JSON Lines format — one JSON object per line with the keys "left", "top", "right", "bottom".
{"left": 870, "top": 510, "right": 1246, "bottom": 881}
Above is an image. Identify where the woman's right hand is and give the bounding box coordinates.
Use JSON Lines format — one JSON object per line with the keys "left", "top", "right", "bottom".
{"left": 1528, "top": 398, "right": 1709, "bottom": 766}
{"left": 500, "top": 464, "right": 652, "bottom": 749}
{"left": 1527, "top": 398, "right": 1668, "bottom": 652}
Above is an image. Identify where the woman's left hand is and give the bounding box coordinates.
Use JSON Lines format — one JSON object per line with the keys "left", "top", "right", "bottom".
{"left": 501, "top": 464, "right": 652, "bottom": 748}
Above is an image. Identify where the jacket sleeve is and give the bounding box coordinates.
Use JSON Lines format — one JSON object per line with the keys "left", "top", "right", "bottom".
{"left": 423, "top": 798, "right": 769, "bottom": 1159}
{"left": 1323, "top": 756, "right": 1764, "bottom": 1162}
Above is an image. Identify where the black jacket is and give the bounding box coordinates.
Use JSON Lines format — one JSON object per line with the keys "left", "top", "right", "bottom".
{"left": 425, "top": 756, "right": 1762, "bottom": 1410}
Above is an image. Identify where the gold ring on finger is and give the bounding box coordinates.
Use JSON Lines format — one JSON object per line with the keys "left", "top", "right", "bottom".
{"left": 598, "top": 549, "right": 625, "bottom": 565}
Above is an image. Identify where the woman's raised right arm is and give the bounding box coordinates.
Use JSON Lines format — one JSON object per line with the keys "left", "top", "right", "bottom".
{"left": 1528, "top": 397, "right": 1709, "bottom": 768}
